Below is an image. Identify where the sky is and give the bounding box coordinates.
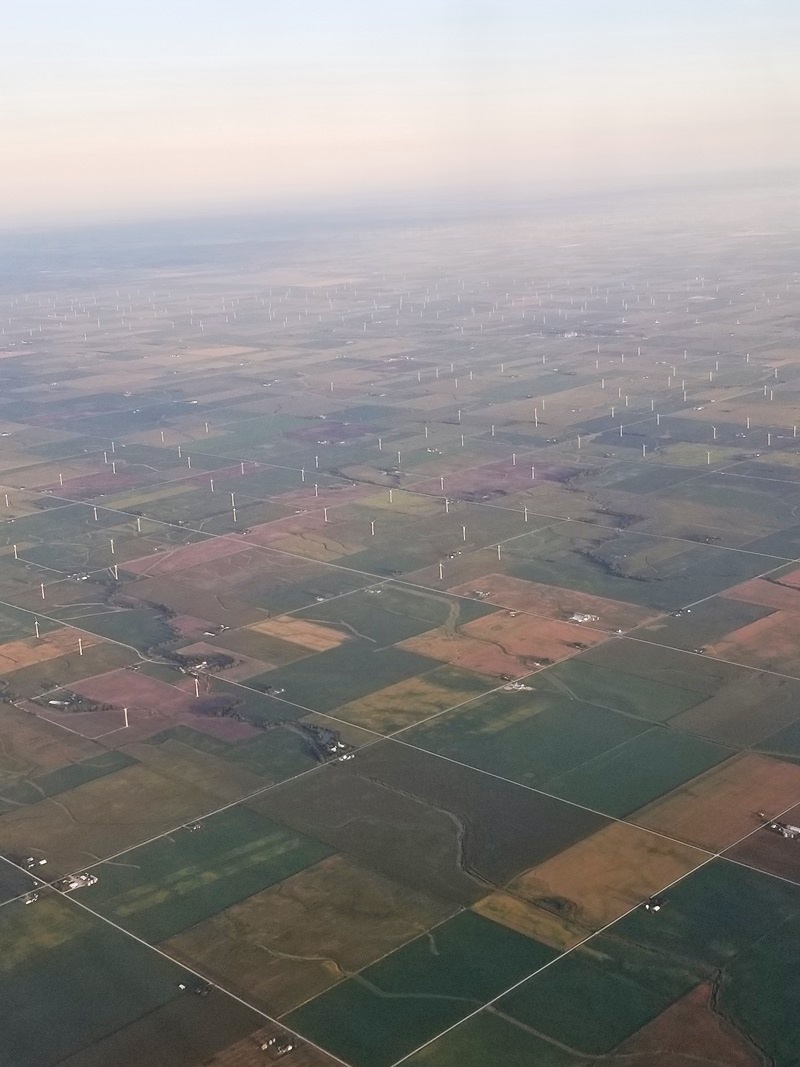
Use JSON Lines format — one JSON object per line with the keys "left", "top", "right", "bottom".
{"left": 2, "top": 1, "right": 799, "bottom": 227}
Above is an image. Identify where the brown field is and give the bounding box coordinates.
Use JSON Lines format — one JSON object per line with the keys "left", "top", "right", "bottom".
{"left": 123, "top": 536, "right": 251, "bottom": 577}
{"left": 127, "top": 575, "right": 265, "bottom": 627}
{"left": 607, "top": 981, "right": 765, "bottom": 1066}
{"left": 414, "top": 458, "right": 580, "bottom": 498}
{"left": 631, "top": 753, "right": 800, "bottom": 851}
{"left": 447, "top": 573, "right": 656, "bottom": 631}
{"left": 2, "top": 642, "right": 138, "bottom": 700}
{"left": 0, "top": 628, "right": 102, "bottom": 673}
{"left": 0, "top": 576, "right": 113, "bottom": 614}
{"left": 182, "top": 345, "right": 261, "bottom": 359}
{"left": 175, "top": 641, "right": 272, "bottom": 681}
{"left": 165, "top": 854, "right": 454, "bottom": 1016}
{"left": 246, "top": 616, "right": 350, "bottom": 653}
{"left": 460, "top": 611, "right": 607, "bottom": 663}
{"left": 349, "top": 489, "right": 441, "bottom": 517}
{"left": 268, "top": 533, "right": 367, "bottom": 563}
{"left": 710, "top": 611, "right": 800, "bottom": 676}
{"left": 0, "top": 763, "right": 219, "bottom": 873}
{"left": 0, "top": 704, "right": 100, "bottom": 773}
{"left": 471, "top": 891, "right": 586, "bottom": 952}
{"left": 773, "top": 566, "right": 800, "bottom": 588}
{"left": 210, "top": 627, "right": 313, "bottom": 669}
{"left": 166, "top": 545, "right": 307, "bottom": 589}
{"left": 169, "top": 614, "right": 222, "bottom": 641}
{"left": 121, "top": 737, "right": 269, "bottom": 803}
{"left": 25, "top": 704, "right": 131, "bottom": 741}
{"left": 398, "top": 627, "right": 531, "bottom": 678}
{"left": 276, "top": 483, "right": 376, "bottom": 510}
{"left": 727, "top": 801, "right": 800, "bottom": 882}
{"left": 250, "top": 522, "right": 365, "bottom": 562}
{"left": 239, "top": 515, "right": 330, "bottom": 548}
{"left": 179, "top": 464, "right": 248, "bottom": 490}
{"left": 333, "top": 669, "right": 493, "bottom": 733}
{"left": 53, "top": 668, "right": 256, "bottom": 745}
{"left": 207, "top": 1027, "right": 342, "bottom": 1067}
{"left": 43, "top": 471, "right": 150, "bottom": 496}
{"left": 722, "top": 577, "right": 800, "bottom": 613}
{"left": 72, "top": 669, "right": 197, "bottom": 715}
{"left": 473, "top": 822, "right": 704, "bottom": 951}
{"left": 0, "top": 458, "right": 108, "bottom": 488}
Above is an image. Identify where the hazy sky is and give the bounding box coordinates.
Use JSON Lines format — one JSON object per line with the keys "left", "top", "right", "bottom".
{"left": 3, "top": 1, "right": 799, "bottom": 226}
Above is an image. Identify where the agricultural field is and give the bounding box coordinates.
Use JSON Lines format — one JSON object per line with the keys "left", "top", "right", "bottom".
{"left": 3, "top": 194, "right": 800, "bottom": 1065}
{"left": 284, "top": 910, "right": 557, "bottom": 1067}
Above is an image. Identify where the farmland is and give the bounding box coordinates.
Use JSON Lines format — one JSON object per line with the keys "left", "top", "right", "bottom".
{"left": 2, "top": 188, "right": 800, "bottom": 1065}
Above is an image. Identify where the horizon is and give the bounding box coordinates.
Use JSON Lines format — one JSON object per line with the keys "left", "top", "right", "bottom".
{"left": 3, "top": 1, "right": 799, "bottom": 227}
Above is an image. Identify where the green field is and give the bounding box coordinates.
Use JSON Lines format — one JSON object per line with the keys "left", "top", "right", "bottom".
{"left": 0, "top": 602, "right": 61, "bottom": 643}
{"left": 0, "top": 858, "right": 37, "bottom": 903}
{"left": 720, "top": 910, "right": 800, "bottom": 1064}
{"left": 499, "top": 934, "right": 704, "bottom": 1054}
{"left": 289, "top": 582, "right": 496, "bottom": 647}
{"left": 406, "top": 1009, "right": 585, "bottom": 1067}
{"left": 340, "top": 742, "right": 609, "bottom": 885}
{"left": 0, "top": 894, "right": 199, "bottom": 1067}
{"left": 0, "top": 749, "right": 136, "bottom": 813}
{"left": 540, "top": 656, "right": 705, "bottom": 721}
{"left": 506, "top": 524, "right": 780, "bottom": 612}
{"left": 634, "top": 595, "right": 776, "bottom": 651}
{"left": 250, "top": 643, "right": 441, "bottom": 712}
{"left": 407, "top": 689, "right": 650, "bottom": 786}
{"left": 55, "top": 992, "right": 263, "bottom": 1067}
{"left": 141, "top": 722, "right": 323, "bottom": 781}
{"left": 286, "top": 910, "right": 557, "bottom": 1067}
{"left": 82, "top": 805, "right": 333, "bottom": 941}
{"left": 71, "top": 607, "right": 178, "bottom": 651}
{"left": 3, "top": 186, "right": 800, "bottom": 1067}
{"left": 546, "top": 728, "right": 734, "bottom": 817}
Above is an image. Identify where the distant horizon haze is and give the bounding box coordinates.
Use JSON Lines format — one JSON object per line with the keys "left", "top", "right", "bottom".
{"left": 3, "top": 1, "right": 799, "bottom": 227}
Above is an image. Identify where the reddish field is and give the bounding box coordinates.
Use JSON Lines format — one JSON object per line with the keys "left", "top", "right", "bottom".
{"left": 722, "top": 577, "right": 800, "bottom": 613}
{"left": 163, "top": 546, "right": 291, "bottom": 590}
{"left": 29, "top": 678, "right": 261, "bottom": 745}
{"left": 413, "top": 458, "right": 579, "bottom": 499}
{"left": 169, "top": 614, "right": 221, "bottom": 640}
{"left": 447, "top": 573, "right": 655, "bottom": 631}
{"left": 178, "top": 464, "right": 246, "bottom": 488}
{"left": 128, "top": 575, "right": 265, "bottom": 627}
{"left": 607, "top": 981, "right": 765, "bottom": 1066}
{"left": 771, "top": 566, "right": 800, "bottom": 589}
{"left": 399, "top": 628, "right": 530, "bottom": 678}
{"left": 632, "top": 753, "right": 800, "bottom": 851}
{"left": 49, "top": 668, "right": 254, "bottom": 743}
{"left": 123, "top": 536, "right": 251, "bottom": 577}
{"left": 727, "top": 801, "right": 800, "bottom": 883}
{"left": 41, "top": 471, "right": 148, "bottom": 495}
{"left": 238, "top": 514, "right": 325, "bottom": 546}
{"left": 461, "top": 610, "right": 608, "bottom": 662}
{"left": 401, "top": 611, "right": 606, "bottom": 677}
{"left": 711, "top": 612, "right": 800, "bottom": 676}
{"left": 72, "top": 669, "right": 196, "bottom": 713}
{"left": 242, "top": 515, "right": 365, "bottom": 561}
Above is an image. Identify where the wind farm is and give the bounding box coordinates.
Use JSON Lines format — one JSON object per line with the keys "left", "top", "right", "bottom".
{"left": 2, "top": 184, "right": 800, "bottom": 1065}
